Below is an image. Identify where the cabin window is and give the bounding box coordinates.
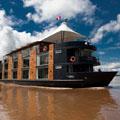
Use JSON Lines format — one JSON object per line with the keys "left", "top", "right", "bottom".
{"left": 12, "top": 53, "right": 18, "bottom": 59}
{"left": 13, "top": 60, "right": 18, "bottom": 69}
{"left": 36, "top": 44, "right": 49, "bottom": 79}
{"left": 0, "top": 61, "right": 2, "bottom": 68}
{"left": 4, "top": 63, "right": 8, "bottom": 70}
{"left": 0, "top": 72, "right": 2, "bottom": 79}
{"left": 37, "top": 67, "right": 48, "bottom": 79}
{"left": 22, "top": 48, "right": 30, "bottom": 57}
{"left": 12, "top": 53, "right": 18, "bottom": 68}
{"left": 4, "top": 61, "right": 8, "bottom": 70}
{"left": 22, "top": 59, "right": 29, "bottom": 79}
{"left": 37, "top": 53, "right": 48, "bottom": 66}
{"left": 4, "top": 71, "right": 8, "bottom": 79}
{"left": 0, "top": 61, "right": 2, "bottom": 79}
{"left": 40, "top": 53, "right": 48, "bottom": 65}
{"left": 4, "top": 59, "right": 8, "bottom": 79}
{"left": 37, "top": 44, "right": 49, "bottom": 54}
{"left": 13, "top": 70, "right": 17, "bottom": 79}
{"left": 37, "top": 55, "right": 48, "bottom": 79}
{"left": 22, "top": 48, "right": 30, "bottom": 79}
{"left": 22, "top": 69, "right": 29, "bottom": 79}
{"left": 23, "top": 57, "right": 29, "bottom": 67}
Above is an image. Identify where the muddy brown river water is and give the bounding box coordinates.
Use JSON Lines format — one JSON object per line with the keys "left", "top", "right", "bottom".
{"left": 0, "top": 76, "right": 120, "bottom": 120}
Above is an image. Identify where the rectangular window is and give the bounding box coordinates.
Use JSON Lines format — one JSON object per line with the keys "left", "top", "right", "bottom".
{"left": 36, "top": 44, "right": 49, "bottom": 80}
{"left": 13, "top": 70, "right": 17, "bottom": 79}
{"left": 4, "top": 62, "right": 8, "bottom": 70}
{"left": 4, "top": 59, "right": 7, "bottom": 63}
{"left": 4, "top": 60, "right": 8, "bottom": 70}
{"left": 12, "top": 53, "right": 18, "bottom": 59}
{"left": 3, "top": 58, "right": 8, "bottom": 79}
{"left": 0, "top": 61, "right": 2, "bottom": 71}
{"left": 13, "top": 60, "right": 18, "bottom": 69}
{"left": 22, "top": 48, "right": 30, "bottom": 57}
{"left": 0, "top": 61, "right": 2, "bottom": 79}
{"left": 37, "top": 44, "right": 49, "bottom": 54}
{"left": 22, "top": 69, "right": 29, "bottom": 79}
{"left": 40, "top": 53, "right": 48, "bottom": 65}
{"left": 22, "top": 49, "right": 30, "bottom": 79}
{"left": 4, "top": 71, "right": 8, "bottom": 79}
{"left": 37, "top": 67, "right": 48, "bottom": 79}
{"left": 0, "top": 72, "right": 2, "bottom": 79}
{"left": 37, "top": 53, "right": 49, "bottom": 66}
{"left": 23, "top": 58, "right": 29, "bottom": 68}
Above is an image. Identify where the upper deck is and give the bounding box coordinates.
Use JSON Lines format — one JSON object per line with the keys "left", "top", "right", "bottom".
{"left": 55, "top": 41, "right": 96, "bottom": 51}
{"left": 0, "top": 22, "right": 100, "bottom": 81}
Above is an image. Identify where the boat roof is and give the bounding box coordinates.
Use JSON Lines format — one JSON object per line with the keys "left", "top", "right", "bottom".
{"left": 42, "top": 22, "right": 85, "bottom": 43}
{"left": 5, "top": 22, "right": 86, "bottom": 56}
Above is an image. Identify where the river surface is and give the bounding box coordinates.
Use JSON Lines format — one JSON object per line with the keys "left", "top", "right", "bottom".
{"left": 0, "top": 77, "right": 120, "bottom": 120}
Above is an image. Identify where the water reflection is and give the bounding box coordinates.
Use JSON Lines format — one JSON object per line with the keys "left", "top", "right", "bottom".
{"left": 0, "top": 84, "right": 120, "bottom": 120}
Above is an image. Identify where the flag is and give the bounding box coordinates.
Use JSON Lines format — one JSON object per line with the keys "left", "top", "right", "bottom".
{"left": 56, "top": 16, "right": 61, "bottom": 20}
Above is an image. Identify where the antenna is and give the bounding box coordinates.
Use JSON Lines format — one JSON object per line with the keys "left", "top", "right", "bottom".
{"left": 64, "top": 18, "right": 68, "bottom": 23}
{"left": 86, "top": 37, "right": 92, "bottom": 44}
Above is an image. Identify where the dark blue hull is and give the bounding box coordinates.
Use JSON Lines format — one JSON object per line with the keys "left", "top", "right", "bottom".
{"left": 0, "top": 72, "right": 117, "bottom": 88}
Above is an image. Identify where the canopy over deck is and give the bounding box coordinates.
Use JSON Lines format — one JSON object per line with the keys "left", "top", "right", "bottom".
{"left": 42, "top": 22, "right": 85, "bottom": 43}
{"left": 4, "top": 22, "right": 86, "bottom": 57}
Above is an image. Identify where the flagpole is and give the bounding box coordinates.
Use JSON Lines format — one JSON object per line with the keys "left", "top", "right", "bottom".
{"left": 61, "top": 18, "right": 68, "bottom": 43}
{"left": 56, "top": 16, "right": 68, "bottom": 50}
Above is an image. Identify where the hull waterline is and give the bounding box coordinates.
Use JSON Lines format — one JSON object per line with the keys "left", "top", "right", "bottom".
{"left": 0, "top": 72, "right": 117, "bottom": 88}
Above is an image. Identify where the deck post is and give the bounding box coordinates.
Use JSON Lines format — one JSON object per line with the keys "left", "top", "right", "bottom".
{"left": 48, "top": 44, "right": 54, "bottom": 80}
{"left": 17, "top": 51, "right": 23, "bottom": 80}
{"left": 8, "top": 56, "right": 12, "bottom": 80}
{"left": 30, "top": 47, "right": 37, "bottom": 80}
{"left": 2, "top": 61, "right": 4, "bottom": 80}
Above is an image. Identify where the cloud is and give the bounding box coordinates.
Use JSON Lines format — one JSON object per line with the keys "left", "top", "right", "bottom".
{"left": 91, "top": 14, "right": 120, "bottom": 43}
{"left": 0, "top": 10, "right": 14, "bottom": 27}
{"left": 94, "top": 62, "right": 120, "bottom": 71}
{"left": 0, "top": 26, "right": 35, "bottom": 58}
{"left": 98, "top": 51, "right": 105, "bottom": 55}
{"left": 23, "top": 0, "right": 96, "bottom": 23}
{"left": 0, "top": 10, "right": 57, "bottom": 59}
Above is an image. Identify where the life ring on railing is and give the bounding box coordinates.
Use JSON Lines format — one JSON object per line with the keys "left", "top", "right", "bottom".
{"left": 70, "top": 56, "right": 76, "bottom": 63}
{"left": 43, "top": 46, "right": 48, "bottom": 52}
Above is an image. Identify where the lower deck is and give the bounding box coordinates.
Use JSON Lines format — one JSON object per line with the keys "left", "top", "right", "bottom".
{"left": 0, "top": 72, "right": 117, "bottom": 88}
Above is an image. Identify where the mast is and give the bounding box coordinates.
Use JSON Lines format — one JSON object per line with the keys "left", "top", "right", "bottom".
{"left": 60, "top": 19, "right": 68, "bottom": 50}
{"left": 60, "top": 19, "right": 68, "bottom": 43}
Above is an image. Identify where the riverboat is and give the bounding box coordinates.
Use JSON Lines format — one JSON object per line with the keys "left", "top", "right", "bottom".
{"left": 0, "top": 22, "right": 117, "bottom": 88}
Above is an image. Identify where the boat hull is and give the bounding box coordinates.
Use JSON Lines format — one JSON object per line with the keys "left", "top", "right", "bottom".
{"left": 0, "top": 72, "right": 117, "bottom": 88}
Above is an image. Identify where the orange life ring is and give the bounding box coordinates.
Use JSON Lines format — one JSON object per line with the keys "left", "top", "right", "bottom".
{"left": 43, "top": 46, "right": 48, "bottom": 52}
{"left": 70, "top": 56, "right": 76, "bottom": 62}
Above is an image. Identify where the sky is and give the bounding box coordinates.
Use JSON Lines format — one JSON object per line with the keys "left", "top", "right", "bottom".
{"left": 0, "top": 0, "right": 120, "bottom": 71}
